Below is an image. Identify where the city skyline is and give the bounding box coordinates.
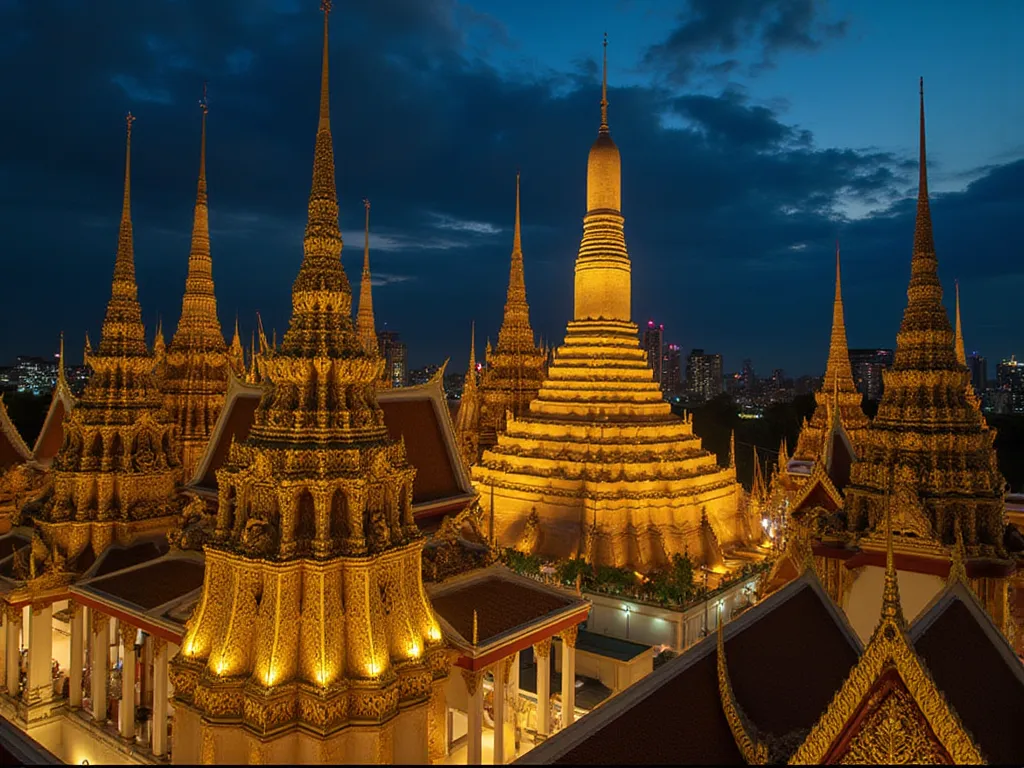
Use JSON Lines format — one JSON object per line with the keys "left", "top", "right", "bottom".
{"left": 0, "top": 1, "right": 1021, "bottom": 376}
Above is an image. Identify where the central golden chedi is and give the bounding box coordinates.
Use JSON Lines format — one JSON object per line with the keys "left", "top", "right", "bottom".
{"left": 472, "top": 39, "right": 743, "bottom": 570}
{"left": 169, "top": 5, "right": 448, "bottom": 764}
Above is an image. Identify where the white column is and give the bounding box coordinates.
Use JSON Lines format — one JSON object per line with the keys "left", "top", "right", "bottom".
{"left": 69, "top": 603, "right": 84, "bottom": 708}
{"left": 5, "top": 610, "right": 18, "bottom": 697}
{"left": 0, "top": 607, "right": 7, "bottom": 692}
{"left": 119, "top": 624, "right": 136, "bottom": 740}
{"left": 152, "top": 639, "right": 169, "bottom": 757}
{"left": 534, "top": 640, "right": 551, "bottom": 739}
{"left": 559, "top": 626, "right": 578, "bottom": 728}
{"left": 91, "top": 612, "right": 109, "bottom": 723}
{"left": 492, "top": 661, "right": 506, "bottom": 764}
{"left": 464, "top": 669, "right": 484, "bottom": 765}
{"left": 28, "top": 603, "right": 53, "bottom": 703}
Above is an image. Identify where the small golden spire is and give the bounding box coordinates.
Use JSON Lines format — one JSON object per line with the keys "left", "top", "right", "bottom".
{"left": 948, "top": 523, "right": 968, "bottom": 586}
{"left": 954, "top": 279, "right": 966, "bottom": 366}
{"left": 83, "top": 332, "right": 92, "bottom": 359}
{"left": 513, "top": 170, "right": 522, "bottom": 255}
{"left": 728, "top": 429, "right": 735, "bottom": 469}
{"left": 600, "top": 32, "right": 609, "bottom": 132}
{"left": 356, "top": 197, "right": 378, "bottom": 356}
{"left": 319, "top": 1, "right": 332, "bottom": 131}
{"left": 472, "top": 609, "right": 479, "bottom": 645}
{"left": 123, "top": 112, "right": 135, "bottom": 218}
{"left": 467, "top": 321, "right": 477, "bottom": 375}
{"left": 881, "top": 491, "right": 905, "bottom": 627}
{"left": 57, "top": 331, "right": 68, "bottom": 390}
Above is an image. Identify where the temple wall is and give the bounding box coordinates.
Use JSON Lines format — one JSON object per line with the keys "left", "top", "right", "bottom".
{"left": 843, "top": 564, "right": 945, "bottom": 642}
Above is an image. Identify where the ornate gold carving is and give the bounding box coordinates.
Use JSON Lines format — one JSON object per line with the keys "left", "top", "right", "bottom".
{"left": 533, "top": 638, "right": 551, "bottom": 659}
{"left": 91, "top": 609, "right": 108, "bottom": 636}
{"left": 558, "top": 624, "right": 579, "bottom": 649}
{"left": 462, "top": 668, "right": 483, "bottom": 697}
{"left": 716, "top": 612, "right": 769, "bottom": 764}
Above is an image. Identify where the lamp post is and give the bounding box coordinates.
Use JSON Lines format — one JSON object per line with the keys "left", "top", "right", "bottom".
{"left": 623, "top": 605, "right": 631, "bottom": 640}
{"left": 701, "top": 565, "right": 710, "bottom": 637}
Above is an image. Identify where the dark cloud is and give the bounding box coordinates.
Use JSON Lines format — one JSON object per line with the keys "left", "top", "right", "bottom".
{"left": 0, "top": 0, "right": 1019, "bottom": 380}
{"left": 643, "top": 0, "right": 848, "bottom": 84}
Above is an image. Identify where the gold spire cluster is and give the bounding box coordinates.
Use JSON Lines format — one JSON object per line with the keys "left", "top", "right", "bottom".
{"left": 844, "top": 79, "right": 1004, "bottom": 555}
{"left": 163, "top": 84, "right": 241, "bottom": 479}
{"left": 792, "top": 242, "right": 870, "bottom": 463}
{"left": 356, "top": 197, "right": 378, "bottom": 356}
{"left": 473, "top": 39, "right": 744, "bottom": 571}
{"left": 475, "top": 172, "right": 548, "bottom": 454}
{"left": 171, "top": 6, "right": 447, "bottom": 761}
{"left": 40, "top": 114, "right": 181, "bottom": 537}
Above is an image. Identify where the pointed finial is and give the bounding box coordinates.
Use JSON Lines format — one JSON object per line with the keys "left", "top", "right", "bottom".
{"left": 729, "top": 429, "right": 735, "bottom": 469}
{"left": 84, "top": 332, "right": 92, "bottom": 359}
{"left": 948, "top": 523, "right": 968, "bottom": 586}
{"left": 197, "top": 82, "right": 209, "bottom": 191}
{"left": 472, "top": 609, "right": 479, "bottom": 645}
{"left": 918, "top": 77, "right": 927, "bottom": 202}
{"left": 318, "top": 0, "right": 332, "bottom": 131}
{"left": 954, "top": 279, "right": 967, "bottom": 366}
{"left": 123, "top": 112, "right": 136, "bottom": 218}
{"left": 600, "top": 32, "right": 609, "bottom": 132}
{"left": 834, "top": 239, "right": 842, "bottom": 302}
{"left": 468, "top": 321, "right": 477, "bottom": 371}
{"left": 363, "top": 198, "right": 371, "bottom": 270}
{"left": 513, "top": 170, "right": 522, "bottom": 254}
{"left": 56, "top": 331, "right": 67, "bottom": 388}
{"left": 881, "top": 490, "right": 905, "bottom": 626}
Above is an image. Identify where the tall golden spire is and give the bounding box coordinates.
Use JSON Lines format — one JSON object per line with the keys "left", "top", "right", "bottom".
{"left": 99, "top": 112, "right": 148, "bottom": 359}
{"left": 56, "top": 331, "right": 68, "bottom": 391}
{"left": 356, "top": 197, "right": 378, "bottom": 356}
{"left": 954, "top": 280, "right": 966, "bottom": 366}
{"left": 822, "top": 241, "right": 857, "bottom": 395}
{"left": 576, "top": 34, "right": 629, "bottom": 322}
{"left": 495, "top": 171, "right": 537, "bottom": 354}
{"left": 283, "top": 0, "right": 356, "bottom": 358}
{"left": 170, "top": 82, "right": 226, "bottom": 353}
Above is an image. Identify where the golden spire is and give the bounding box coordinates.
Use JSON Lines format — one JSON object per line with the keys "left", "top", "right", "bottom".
{"left": 57, "top": 331, "right": 68, "bottom": 391}
{"left": 600, "top": 32, "right": 609, "bottom": 133}
{"left": 881, "top": 494, "right": 905, "bottom": 628}
{"left": 356, "top": 197, "right": 378, "bottom": 356}
{"left": 494, "top": 171, "right": 539, "bottom": 356}
{"left": 948, "top": 523, "right": 968, "bottom": 586}
{"left": 954, "top": 279, "right": 966, "bottom": 366}
{"left": 283, "top": 0, "right": 354, "bottom": 357}
{"left": 467, "top": 321, "right": 477, "bottom": 379}
{"left": 822, "top": 240, "right": 857, "bottom": 396}
{"left": 170, "top": 81, "right": 226, "bottom": 353}
{"left": 98, "top": 112, "right": 148, "bottom": 359}
{"left": 83, "top": 332, "right": 92, "bottom": 360}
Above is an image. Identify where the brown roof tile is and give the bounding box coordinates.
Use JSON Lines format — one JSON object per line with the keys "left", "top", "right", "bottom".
{"left": 914, "top": 598, "right": 1024, "bottom": 764}
{"left": 381, "top": 399, "right": 460, "bottom": 504}
{"left": 89, "top": 559, "right": 205, "bottom": 610}
{"left": 431, "top": 577, "right": 573, "bottom": 644}
{"left": 198, "top": 393, "right": 260, "bottom": 490}
{"left": 94, "top": 540, "right": 168, "bottom": 577}
{"left": 33, "top": 399, "right": 66, "bottom": 464}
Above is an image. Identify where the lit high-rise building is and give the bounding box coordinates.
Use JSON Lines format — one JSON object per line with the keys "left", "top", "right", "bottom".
{"left": 997, "top": 356, "right": 1024, "bottom": 412}
{"left": 662, "top": 343, "right": 682, "bottom": 395}
{"left": 643, "top": 319, "right": 664, "bottom": 386}
{"left": 849, "top": 348, "right": 894, "bottom": 401}
{"left": 686, "top": 349, "right": 723, "bottom": 402}
{"left": 377, "top": 329, "right": 408, "bottom": 388}
{"left": 968, "top": 352, "right": 987, "bottom": 396}
{"left": 14, "top": 354, "right": 58, "bottom": 395}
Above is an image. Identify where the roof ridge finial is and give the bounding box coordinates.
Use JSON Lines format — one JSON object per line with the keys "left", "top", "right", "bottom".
{"left": 319, "top": 1, "right": 332, "bottom": 131}
{"left": 948, "top": 522, "right": 968, "bottom": 586}
{"left": 123, "top": 112, "right": 135, "bottom": 219}
{"left": 881, "top": 489, "right": 905, "bottom": 627}
{"left": 57, "top": 331, "right": 67, "bottom": 389}
{"left": 198, "top": 81, "right": 208, "bottom": 194}
{"left": 600, "top": 32, "right": 609, "bottom": 133}
{"left": 468, "top": 321, "right": 477, "bottom": 372}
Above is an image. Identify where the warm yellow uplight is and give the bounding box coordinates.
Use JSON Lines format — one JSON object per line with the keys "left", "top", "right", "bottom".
{"left": 407, "top": 642, "right": 421, "bottom": 659}
{"left": 215, "top": 658, "right": 228, "bottom": 676}
{"left": 264, "top": 667, "right": 277, "bottom": 687}
{"left": 427, "top": 625, "right": 440, "bottom": 642}
{"left": 366, "top": 661, "right": 382, "bottom": 677}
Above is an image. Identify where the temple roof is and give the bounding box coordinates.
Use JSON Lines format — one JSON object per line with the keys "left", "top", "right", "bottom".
{"left": 0, "top": 396, "right": 31, "bottom": 471}
{"left": 30, "top": 369, "right": 76, "bottom": 469}
{"left": 910, "top": 581, "right": 1024, "bottom": 763}
{"left": 523, "top": 571, "right": 860, "bottom": 765}
{"left": 188, "top": 370, "right": 475, "bottom": 518}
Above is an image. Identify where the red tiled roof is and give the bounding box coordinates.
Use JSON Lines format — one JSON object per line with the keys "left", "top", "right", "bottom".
{"left": 32, "top": 399, "right": 66, "bottom": 464}
{"left": 381, "top": 399, "right": 460, "bottom": 504}
{"left": 431, "top": 577, "right": 573, "bottom": 644}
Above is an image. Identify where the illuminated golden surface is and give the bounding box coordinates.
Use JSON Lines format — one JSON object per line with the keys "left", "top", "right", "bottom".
{"left": 472, "top": 41, "right": 744, "bottom": 571}
{"left": 170, "top": 7, "right": 447, "bottom": 761}
{"left": 39, "top": 114, "right": 182, "bottom": 541}
{"left": 356, "top": 198, "right": 378, "bottom": 358}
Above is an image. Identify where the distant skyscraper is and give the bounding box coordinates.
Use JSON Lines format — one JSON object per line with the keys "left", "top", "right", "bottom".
{"left": 643, "top": 320, "right": 664, "bottom": 386}
{"left": 14, "top": 354, "right": 58, "bottom": 395}
{"left": 967, "top": 352, "right": 987, "bottom": 396}
{"left": 997, "top": 356, "right": 1024, "bottom": 412}
{"left": 662, "top": 343, "right": 681, "bottom": 395}
{"left": 686, "top": 349, "right": 723, "bottom": 402}
{"left": 848, "top": 348, "right": 894, "bottom": 401}
{"left": 740, "top": 358, "right": 755, "bottom": 391}
{"left": 377, "top": 330, "right": 408, "bottom": 388}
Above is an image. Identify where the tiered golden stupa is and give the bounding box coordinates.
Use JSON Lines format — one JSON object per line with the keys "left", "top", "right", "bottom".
{"left": 475, "top": 172, "right": 548, "bottom": 454}
{"left": 36, "top": 114, "right": 182, "bottom": 553}
{"left": 356, "top": 197, "right": 378, "bottom": 357}
{"left": 169, "top": 6, "right": 448, "bottom": 763}
{"left": 472, "top": 39, "right": 743, "bottom": 570}
{"left": 790, "top": 244, "right": 870, "bottom": 470}
{"left": 163, "top": 86, "right": 243, "bottom": 480}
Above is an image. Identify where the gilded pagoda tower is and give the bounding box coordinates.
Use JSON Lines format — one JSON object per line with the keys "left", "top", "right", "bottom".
{"left": 472, "top": 39, "right": 743, "bottom": 571}
{"left": 476, "top": 172, "right": 547, "bottom": 454}
{"left": 791, "top": 244, "right": 870, "bottom": 467}
{"left": 454, "top": 322, "right": 481, "bottom": 469}
{"left": 843, "top": 81, "right": 1004, "bottom": 552}
{"left": 163, "top": 87, "right": 241, "bottom": 479}
{"left": 38, "top": 115, "right": 182, "bottom": 554}
{"left": 169, "top": 6, "right": 448, "bottom": 764}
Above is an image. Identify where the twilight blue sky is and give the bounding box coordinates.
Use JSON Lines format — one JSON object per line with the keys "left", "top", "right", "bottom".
{"left": 0, "top": 0, "right": 1021, "bottom": 376}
